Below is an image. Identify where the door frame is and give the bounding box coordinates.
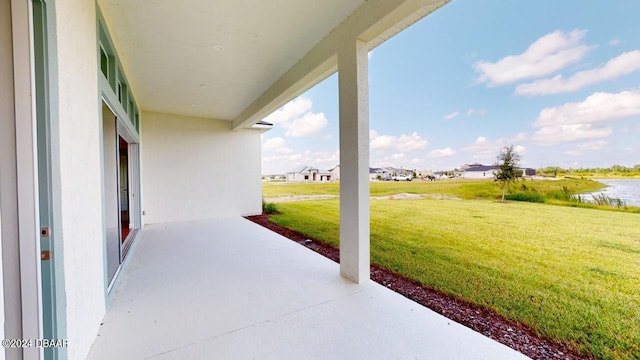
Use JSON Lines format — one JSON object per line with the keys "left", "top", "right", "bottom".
{"left": 33, "top": 0, "right": 67, "bottom": 359}
{"left": 11, "top": 0, "right": 67, "bottom": 359}
{"left": 99, "top": 97, "right": 142, "bottom": 293}
{"left": 116, "top": 123, "right": 141, "bottom": 260}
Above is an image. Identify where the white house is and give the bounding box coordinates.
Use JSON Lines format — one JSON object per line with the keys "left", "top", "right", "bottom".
{"left": 286, "top": 166, "right": 333, "bottom": 182}
{"left": 462, "top": 165, "right": 498, "bottom": 179}
{"left": 0, "top": 1, "right": 467, "bottom": 359}
{"left": 369, "top": 167, "right": 392, "bottom": 180}
{"left": 330, "top": 164, "right": 341, "bottom": 181}
{"left": 461, "top": 164, "right": 537, "bottom": 179}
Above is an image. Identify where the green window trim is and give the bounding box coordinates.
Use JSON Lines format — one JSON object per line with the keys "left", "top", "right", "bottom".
{"left": 99, "top": 45, "right": 109, "bottom": 79}
{"left": 97, "top": 5, "right": 139, "bottom": 132}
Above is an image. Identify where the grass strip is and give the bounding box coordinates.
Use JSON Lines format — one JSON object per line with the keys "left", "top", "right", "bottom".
{"left": 269, "top": 198, "right": 640, "bottom": 360}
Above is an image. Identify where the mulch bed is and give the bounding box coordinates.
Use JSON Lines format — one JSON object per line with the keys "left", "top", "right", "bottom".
{"left": 246, "top": 213, "right": 591, "bottom": 360}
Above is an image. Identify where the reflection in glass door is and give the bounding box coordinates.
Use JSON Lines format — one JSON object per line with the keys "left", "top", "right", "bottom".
{"left": 102, "top": 103, "right": 120, "bottom": 284}
{"left": 119, "top": 136, "right": 130, "bottom": 242}
{"left": 102, "top": 101, "right": 141, "bottom": 288}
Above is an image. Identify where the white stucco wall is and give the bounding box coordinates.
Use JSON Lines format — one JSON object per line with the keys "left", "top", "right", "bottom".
{"left": 286, "top": 172, "right": 307, "bottom": 182}
{"left": 0, "top": 217, "right": 3, "bottom": 359}
{"left": 331, "top": 165, "right": 340, "bottom": 181}
{"left": 141, "top": 112, "right": 262, "bottom": 224}
{"left": 54, "top": 1, "right": 106, "bottom": 359}
{"left": 1, "top": 2, "right": 23, "bottom": 358}
{"left": 0, "top": 215, "right": 4, "bottom": 360}
{"left": 0, "top": 1, "right": 13, "bottom": 354}
{"left": 463, "top": 170, "right": 495, "bottom": 179}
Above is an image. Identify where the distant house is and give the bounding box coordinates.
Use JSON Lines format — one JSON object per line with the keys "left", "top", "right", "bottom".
{"left": 461, "top": 163, "right": 483, "bottom": 170}
{"left": 262, "top": 174, "right": 286, "bottom": 181}
{"left": 461, "top": 163, "right": 536, "bottom": 179}
{"left": 379, "top": 167, "right": 407, "bottom": 176}
{"left": 286, "top": 166, "right": 333, "bottom": 182}
{"left": 330, "top": 165, "right": 340, "bottom": 181}
{"left": 369, "top": 167, "right": 391, "bottom": 180}
{"left": 462, "top": 165, "right": 498, "bottom": 179}
{"left": 416, "top": 169, "right": 434, "bottom": 179}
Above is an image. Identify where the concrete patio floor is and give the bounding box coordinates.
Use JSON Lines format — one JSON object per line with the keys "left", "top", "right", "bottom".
{"left": 88, "top": 217, "right": 530, "bottom": 360}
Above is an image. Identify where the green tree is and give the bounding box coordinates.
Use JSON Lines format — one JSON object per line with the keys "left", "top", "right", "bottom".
{"left": 494, "top": 145, "right": 521, "bottom": 203}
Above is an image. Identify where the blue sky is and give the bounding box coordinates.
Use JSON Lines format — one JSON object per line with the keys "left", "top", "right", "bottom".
{"left": 261, "top": 0, "right": 640, "bottom": 174}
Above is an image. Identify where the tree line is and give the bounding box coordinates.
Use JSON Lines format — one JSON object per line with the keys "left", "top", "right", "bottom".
{"left": 536, "top": 165, "right": 640, "bottom": 177}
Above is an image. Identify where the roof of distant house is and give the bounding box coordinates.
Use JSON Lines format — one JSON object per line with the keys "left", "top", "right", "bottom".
{"left": 288, "top": 165, "right": 332, "bottom": 174}
{"left": 463, "top": 165, "right": 497, "bottom": 172}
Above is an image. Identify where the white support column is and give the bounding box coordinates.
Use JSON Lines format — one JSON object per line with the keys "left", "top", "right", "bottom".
{"left": 11, "top": 1, "right": 44, "bottom": 359}
{"left": 338, "top": 39, "right": 369, "bottom": 284}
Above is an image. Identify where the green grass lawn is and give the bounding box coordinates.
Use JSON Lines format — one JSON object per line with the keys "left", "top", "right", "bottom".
{"left": 268, "top": 196, "right": 640, "bottom": 360}
{"left": 263, "top": 179, "right": 640, "bottom": 213}
{"left": 263, "top": 178, "right": 605, "bottom": 199}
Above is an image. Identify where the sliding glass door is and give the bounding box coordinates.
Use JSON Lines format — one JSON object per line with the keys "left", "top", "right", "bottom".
{"left": 102, "top": 103, "right": 121, "bottom": 283}
{"left": 102, "top": 101, "right": 141, "bottom": 288}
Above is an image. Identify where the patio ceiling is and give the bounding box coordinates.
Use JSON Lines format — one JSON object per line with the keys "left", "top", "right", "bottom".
{"left": 97, "top": 0, "right": 448, "bottom": 128}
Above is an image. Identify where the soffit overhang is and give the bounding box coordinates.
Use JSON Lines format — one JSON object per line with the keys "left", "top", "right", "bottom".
{"left": 97, "top": 0, "right": 449, "bottom": 128}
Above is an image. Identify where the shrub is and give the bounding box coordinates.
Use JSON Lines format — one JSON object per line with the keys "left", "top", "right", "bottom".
{"left": 505, "top": 191, "right": 545, "bottom": 203}
{"left": 262, "top": 199, "right": 278, "bottom": 214}
{"left": 546, "top": 191, "right": 572, "bottom": 201}
{"left": 591, "top": 194, "right": 626, "bottom": 208}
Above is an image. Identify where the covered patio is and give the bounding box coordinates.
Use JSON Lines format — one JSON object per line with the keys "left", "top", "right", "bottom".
{"left": 88, "top": 218, "right": 528, "bottom": 359}
{"left": 3, "top": 1, "right": 535, "bottom": 359}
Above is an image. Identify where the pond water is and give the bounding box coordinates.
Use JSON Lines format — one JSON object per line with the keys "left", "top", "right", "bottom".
{"left": 585, "top": 179, "right": 640, "bottom": 207}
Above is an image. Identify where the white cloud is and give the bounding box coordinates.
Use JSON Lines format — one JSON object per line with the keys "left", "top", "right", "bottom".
{"left": 262, "top": 96, "right": 329, "bottom": 138}
{"left": 396, "top": 132, "right": 428, "bottom": 152}
{"left": 263, "top": 97, "right": 312, "bottom": 124}
{"left": 533, "top": 125, "right": 613, "bottom": 146}
{"left": 462, "top": 136, "right": 526, "bottom": 161}
{"left": 374, "top": 154, "right": 403, "bottom": 167}
{"left": 516, "top": 50, "right": 640, "bottom": 96}
{"left": 508, "top": 132, "right": 529, "bottom": 142}
{"left": 609, "top": 38, "right": 622, "bottom": 46}
{"left": 532, "top": 89, "right": 640, "bottom": 145}
{"left": 576, "top": 140, "right": 608, "bottom": 150}
{"left": 369, "top": 130, "right": 397, "bottom": 151}
{"left": 369, "top": 130, "right": 427, "bottom": 167}
{"left": 369, "top": 130, "right": 428, "bottom": 152}
{"left": 462, "top": 136, "right": 501, "bottom": 160}
{"left": 262, "top": 153, "right": 306, "bottom": 173}
{"left": 428, "top": 147, "right": 456, "bottom": 158}
{"left": 314, "top": 150, "right": 339, "bottom": 165}
{"left": 371, "top": 142, "right": 432, "bottom": 169}
{"left": 466, "top": 108, "right": 487, "bottom": 116}
{"left": 263, "top": 137, "right": 293, "bottom": 154}
{"left": 262, "top": 148, "right": 339, "bottom": 173}
{"left": 564, "top": 150, "right": 583, "bottom": 157}
{"left": 443, "top": 111, "right": 459, "bottom": 120}
{"left": 474, "top": 29, "right": 595, "bottom": 86}
{"left": 282, "top": 112, "right": 328, "bottom": 137}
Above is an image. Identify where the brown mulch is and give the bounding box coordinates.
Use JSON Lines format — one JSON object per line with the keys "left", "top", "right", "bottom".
{"left": 246, "top": 213, "right": 591, "bottom": 360}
